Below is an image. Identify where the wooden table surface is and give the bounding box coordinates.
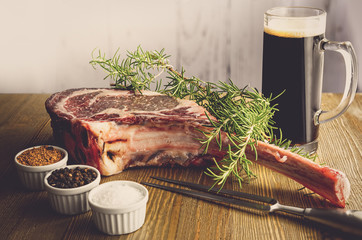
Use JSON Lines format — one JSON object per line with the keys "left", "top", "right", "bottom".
{"left": 0, "top": 93, "right": 361, "bottom": 240}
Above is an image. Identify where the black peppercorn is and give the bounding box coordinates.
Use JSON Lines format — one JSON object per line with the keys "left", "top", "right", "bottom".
{"left": 47, "top": 167, "right": 97, "bottom": 189}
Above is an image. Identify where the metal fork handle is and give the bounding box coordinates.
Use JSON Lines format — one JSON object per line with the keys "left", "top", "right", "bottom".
{"left": 270, "top": 202, "right": 305, "bottom": 215}
{"left": 272, "top": 203, "right": 362, "bottom": 236}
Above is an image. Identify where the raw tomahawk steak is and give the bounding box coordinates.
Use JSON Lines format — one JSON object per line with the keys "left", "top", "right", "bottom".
{"left": 46, "top": 88, "right": 350, "bottom": 207}
{"left": 45, "top": 88, "right": 224, "bottom": 175}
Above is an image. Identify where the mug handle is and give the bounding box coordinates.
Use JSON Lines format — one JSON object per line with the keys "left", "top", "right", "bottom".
{"left": 315, "top": 40, "right": 358, "bottom": 125}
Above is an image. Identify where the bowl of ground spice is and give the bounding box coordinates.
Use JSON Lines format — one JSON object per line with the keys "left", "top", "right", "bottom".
{"left": 14, "top": 145, "right": 68, "bottom": 190}
{"left": 44, "top": 165, "right": 100, "bottom": 215}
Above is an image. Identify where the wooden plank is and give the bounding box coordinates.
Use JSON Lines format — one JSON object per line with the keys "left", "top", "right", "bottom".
{"left": 318, "top": 94, "right": 362, "bottom": 210}
{"left": 0, "top": 94, "right": 360, "bottom": 239}
{"left": 0, "top": 94, "right": 71, "bottom": 240}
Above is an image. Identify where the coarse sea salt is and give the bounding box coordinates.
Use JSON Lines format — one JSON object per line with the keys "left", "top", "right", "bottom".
{"left": 91, "top": 183, "right": 144, "bottom": 208}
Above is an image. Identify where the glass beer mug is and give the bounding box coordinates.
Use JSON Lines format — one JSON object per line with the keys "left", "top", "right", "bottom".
{"left": 262, "top": 7, "right": 358, "bottom": 153}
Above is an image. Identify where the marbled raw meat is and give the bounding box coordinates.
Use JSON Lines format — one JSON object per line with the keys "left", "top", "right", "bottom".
{"left": 45, "top": 88, "right": 350, "bottom": 207}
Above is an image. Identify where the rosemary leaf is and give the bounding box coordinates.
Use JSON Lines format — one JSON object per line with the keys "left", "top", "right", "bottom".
{"left": 90, "top": 46, "right": 309, "bottom": 189}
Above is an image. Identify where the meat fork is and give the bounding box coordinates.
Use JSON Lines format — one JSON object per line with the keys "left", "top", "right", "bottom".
{"left": 141, "top": 176, "right": 362, "bottom": 236}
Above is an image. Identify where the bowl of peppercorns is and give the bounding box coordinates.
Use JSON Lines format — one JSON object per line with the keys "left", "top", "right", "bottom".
{"left": 14, "top": 145, "right": 68, "bottom": 190}
{"left": 44, "top": 165, "right": 100, "bottom": 215}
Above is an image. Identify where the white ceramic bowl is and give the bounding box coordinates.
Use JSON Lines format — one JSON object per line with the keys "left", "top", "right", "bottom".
{"left": 14, "top": 145, "right": 68, "bottom": 190}
{"left": 88, "top": 181, "right": 148, "bottom": 235}
{"left": 44, "top": 165, "right": 101, "bottom": 215}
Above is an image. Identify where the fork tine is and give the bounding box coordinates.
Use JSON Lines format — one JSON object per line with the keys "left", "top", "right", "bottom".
{"left": 151, "top": 176, "right": 276, "bottom": 204}
{"left": 142, "top": 182, "right": 271, "bottom": 211}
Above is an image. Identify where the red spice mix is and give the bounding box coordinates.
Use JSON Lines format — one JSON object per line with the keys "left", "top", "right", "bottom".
{"left": 17, "top": 146, "right": 64, "bottom": 166}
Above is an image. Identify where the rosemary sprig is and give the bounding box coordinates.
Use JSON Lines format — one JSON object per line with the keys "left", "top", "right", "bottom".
{"left": 90, "top": 47, "right": 171, "bottom": 93}
{"left": 90, "top": 46, "right": 308, "bottom": 188}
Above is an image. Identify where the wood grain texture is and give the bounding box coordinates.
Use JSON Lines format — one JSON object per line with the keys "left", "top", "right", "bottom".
{"left": 0, "top": 93, "right": 361, "bottom": 240}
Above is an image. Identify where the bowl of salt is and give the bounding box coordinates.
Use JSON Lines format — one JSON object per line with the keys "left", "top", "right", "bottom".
{"left": 88, "top": 180, "right": 148, "bottom": 235}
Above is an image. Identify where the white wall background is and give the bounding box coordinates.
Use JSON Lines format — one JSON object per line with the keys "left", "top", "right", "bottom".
{"left": 0, "top": 0, "right": 361, "bottom": 93}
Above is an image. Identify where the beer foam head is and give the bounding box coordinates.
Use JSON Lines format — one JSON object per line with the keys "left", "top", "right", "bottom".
{"left": 264, "top": 7, "right": 326, "bottom": 38}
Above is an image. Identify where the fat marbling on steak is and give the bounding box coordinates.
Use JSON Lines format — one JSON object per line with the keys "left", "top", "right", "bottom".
{"left": 45, "top": 88, "right": 350, "bottom": 207}
{"left": 45, "top": 88, "right": 225, "bottom": 175}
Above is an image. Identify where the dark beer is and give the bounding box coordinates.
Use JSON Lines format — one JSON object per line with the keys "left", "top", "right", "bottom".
{"left": 262, "top": 31, "right": 325, "bottom": 144}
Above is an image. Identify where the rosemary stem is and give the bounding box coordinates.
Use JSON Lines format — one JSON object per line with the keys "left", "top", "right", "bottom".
{"left": 89, "top": 46, "right": 310, "bottom": 190}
